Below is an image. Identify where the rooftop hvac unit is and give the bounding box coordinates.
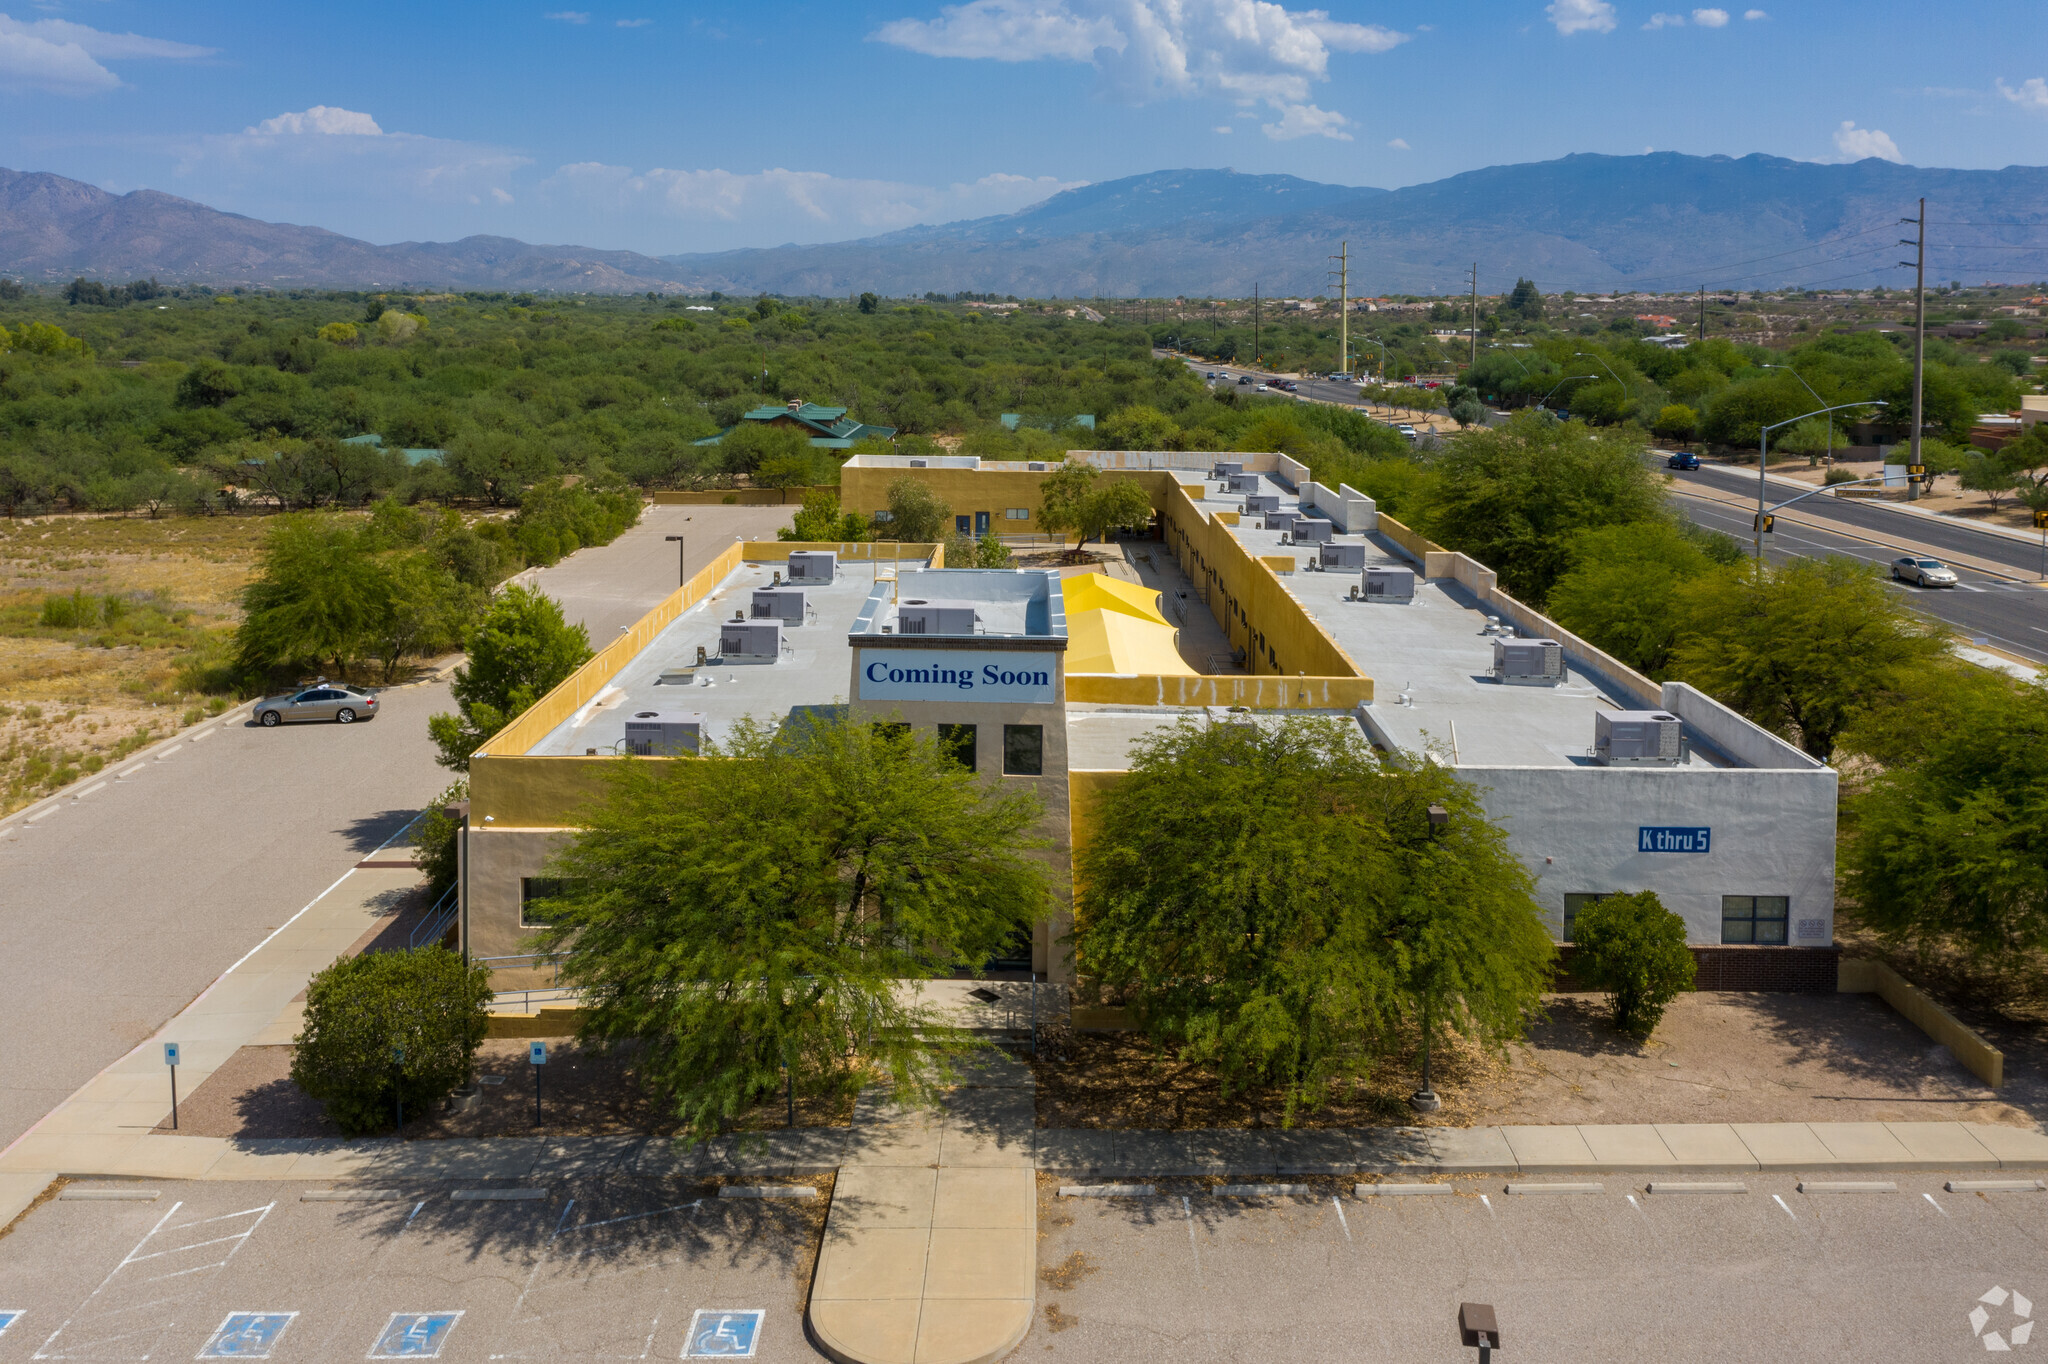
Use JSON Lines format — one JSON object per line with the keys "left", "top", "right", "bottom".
{"left": 1211, "top": 460, "right": 1244, "bottom": 479}
{"left": 896, "top": 598, "right": 979, "bottom": 635}
{"left": 719, "top": 619, "right": 783, "bottom": 660}
{"left": 1320, "top": 542, "right": 1366, "bottom": 570}
{"left": 1491, "top": 637, "right": 1565, "bottom": 686}
{"left": 1594, "top": 710, "right": 1684, "bottom": 766}
{"left": 622, "top": 709, "right": 705, "bottom": 756}
{"left": 1244, "top": 493, "right": 1279, "bottom": 514}
{"left": 750, "top": 586, "right": 809, "bottom": 624}
{"left": 1364, "top": 566, "right": 1415, "bottom": 602}
{"left": 1264, "top": 511, "right": 1299, "bottom": 534}
{"left": 1227, "top": 473, "right": 1261, "bottom": 494}
{"left": 1292, "top": 517, "right": 1333, "bottom": 543}
{"left": 787, "top": 550, "right": 837, "bottom": 583}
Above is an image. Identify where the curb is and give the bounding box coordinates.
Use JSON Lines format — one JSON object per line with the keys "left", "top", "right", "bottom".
{"left": 0, "top": 698, "right": 257, "bottom": 832}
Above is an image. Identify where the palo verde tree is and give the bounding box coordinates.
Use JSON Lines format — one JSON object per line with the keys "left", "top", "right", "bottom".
{"left": 1073, "top": 716, "right": 1553, "bottom": 1120}
{"left": 529, "top": 711, "right": 1053, "bottom": 1138}
{"left": 429, "top": 585, "right": 593, "bottom": 770}
{"left": 1036, "top": 461, "right": 1154, "bottom": 552}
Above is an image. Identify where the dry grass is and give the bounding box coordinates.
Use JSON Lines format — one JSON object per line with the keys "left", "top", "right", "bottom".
{"left": 0, "top": 512, "right": 265, "bottom": 814}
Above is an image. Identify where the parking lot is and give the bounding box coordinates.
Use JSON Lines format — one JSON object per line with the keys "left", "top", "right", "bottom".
{"left": 1035, "top": 1172, "right": 2048, "bottom": 1362}
{"left": 0, "top": 1180, "right": 825, "bottom": 1362}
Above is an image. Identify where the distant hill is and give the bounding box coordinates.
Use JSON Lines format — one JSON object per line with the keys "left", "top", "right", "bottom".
{"left": 0, "top": 168, "right": 688, "bottom": 291}
{"left": 663, "top": 154, "right": 2048, "bottom": 297}
{"left": 5, "top": 155, "right": 2048, "bottom": 297}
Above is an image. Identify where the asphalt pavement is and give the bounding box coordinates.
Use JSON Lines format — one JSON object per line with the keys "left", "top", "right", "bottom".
{"left": 515, "top": 503, "right": 796, "bottom": 640}
{"left": 0, "top": 685, "right": 453, "bottom": 1154}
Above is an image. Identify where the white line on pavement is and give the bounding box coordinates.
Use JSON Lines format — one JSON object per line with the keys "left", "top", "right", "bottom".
{"left": 25, "top": 806, "right": 56, "bottom": 823}
{"left": 118, "top": 764, "right": 144, "bottom": 778}
{"left": 72, "top": 781, "right": 107, "bottom": 801}
{"left": 190, "top": 728, "right": 215, "bottom": 742}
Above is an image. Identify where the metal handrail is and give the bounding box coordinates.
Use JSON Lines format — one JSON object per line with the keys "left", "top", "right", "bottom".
{"left": 408, "top": 882, "right": 460, "bottom": 949}
{"left": 488, "top": 985, "right": 581, "bottom": 1012}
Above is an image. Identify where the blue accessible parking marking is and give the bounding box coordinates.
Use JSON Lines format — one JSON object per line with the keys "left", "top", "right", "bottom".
{"left": 684, "top": 1309, "right": 765, "bottom": 1358}
{"left": 0, "top": 1311, "right": 20, "bottom": 1338}
{"left": 369, "top": 1313, "right": 463, "bottom": 1359}
{"left": 198, "top": 1312, "right": 297, "bottom": 1359}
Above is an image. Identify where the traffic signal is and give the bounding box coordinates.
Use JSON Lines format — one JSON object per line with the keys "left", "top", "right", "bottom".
{"left": 1907, "top": 464, "right": 1926, "bottom": 477}
{"left": 2034, "top": 508, "right": 2048, "bottom": 530}
{"left": 1754, "top": 513, "right": 1775, "bottom": 534}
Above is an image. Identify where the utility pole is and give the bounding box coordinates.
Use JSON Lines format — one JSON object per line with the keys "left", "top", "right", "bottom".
{"left": 1253, "top": 283, "right": 1261, "bottom": 365}
{"left": 1900, "top": 198, "right": 1927, "bottom": 502}
{"left": 1468, "top": 263, "right": 1479, "bottom": 369}
{"left": 1698, "top": 285, "right": 1706, "bottom": 339}
{"left": 1330, "top": 242, "right": 1350, "bottom": 379}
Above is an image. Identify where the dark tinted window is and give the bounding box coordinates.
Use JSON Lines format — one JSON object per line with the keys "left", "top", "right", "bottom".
{"left": 1722, "top": 895, "right": 1789, "bottom": 945}
{"left": 1002, "top": 725, "right": 1043, "bottom": 776}
{"left": 939, "top": 723, "right": 977, "bottom": 772}
{"left": 521, "top": 877, "right": 587, "bottom": 927}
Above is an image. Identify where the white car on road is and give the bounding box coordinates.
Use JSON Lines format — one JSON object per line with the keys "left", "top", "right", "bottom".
{"left": 1890, "top": 556, "right": 1958, "bottom": 587}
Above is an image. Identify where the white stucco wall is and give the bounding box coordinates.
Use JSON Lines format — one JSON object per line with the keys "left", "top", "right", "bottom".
{"left": 1466, "top": 764, "right": 1839, "bottom": 946}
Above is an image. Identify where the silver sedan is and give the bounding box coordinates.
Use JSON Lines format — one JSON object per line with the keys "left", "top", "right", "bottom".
{"left": 254, "top": 684, "right": 380, "bottom": 726}
{"left": 1890, "top": 556, "right": 1959, "bottom": 587}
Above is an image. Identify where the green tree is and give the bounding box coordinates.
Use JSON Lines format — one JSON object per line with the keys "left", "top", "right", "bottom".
{"left": 530, "top": 712, "right": 1052, "bottom": 1138}
{"left": 1670, "top": 557, "right": 1947, "bottom": 761}
{"left": 1504, "top": 278, "right": 1544, "bottom": 321}
{"left": 291, "top": 946, "right": 492, "bottom": 1136}
{"left": 879, "top": 475, "right": 952, "bottom": 542}
{"left": 781, "top": 488, "right": 869, "bottom": 542}
{"left": 372, "top": 555, "right": 478, "bottom": 684}
{"left": 1546, "top": 521, "right": 1718, "bottom": 678}
{"left": 234, "top": 515, "right": 392, "bottom": 677}
{"left": 1101, "top": 404, "right": 1178, "bottom": 450}
{"left": 1569, "top": 891, "right": 1696, "bottom": 1036}
{"left": 1420, "top": 411, "right": 1668, "bottom": 605}
{"left": 1961, "top": 451, "right": 2022, "bottom": 510}
{"left": 858, "top": 291, "right": 879, "bottom": 314}
{"left": 1073, "top": 717, "right": 1552, "bottom": 1118}
{"left": 1036, "top": 462, "right": 1154, "bottom": 551}
{"left": 414, "top": 779, "right": 468, "bottom": 898}
{"left": 719, "top": 421, "right": 810, "bottom": 476}
{"left": 1652, "top": 404, "right": 1698, "bottom": 442}
{"left": 429, "top": 586, "right": 593, "bottom": 770}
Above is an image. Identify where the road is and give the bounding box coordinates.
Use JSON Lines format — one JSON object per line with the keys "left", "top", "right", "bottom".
{"left": 515, "top": 502, "right": 795, "bottom": 639}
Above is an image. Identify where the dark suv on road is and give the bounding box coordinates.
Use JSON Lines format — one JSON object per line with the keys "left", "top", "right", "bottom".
{"left": 1666, "top": 452, "right": 1701, "bottom": 470}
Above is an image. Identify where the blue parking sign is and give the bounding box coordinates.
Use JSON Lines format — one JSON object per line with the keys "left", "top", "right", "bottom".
{"left": 369, "top": 1313, "right": 462, "bottom": 1359}
{"left": 684, "top": 1309, "right": 765, "bottom": 1358}
{"left": 199, "top": 1312, "right": 296, "bottom": 1358}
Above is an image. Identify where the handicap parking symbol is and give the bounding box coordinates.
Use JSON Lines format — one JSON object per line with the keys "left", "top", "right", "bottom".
{"left": 0, "top": 1312, "right": 21, "bottom": 1339}
{"left": 198, "top": 1312, "right": 297, "bottom": 1359}
{"left": 369, "top": 1313, "right": 463, "bottom": 1359}
{"left": 684, "top": 1309, "right": 765, "bottom": 1358}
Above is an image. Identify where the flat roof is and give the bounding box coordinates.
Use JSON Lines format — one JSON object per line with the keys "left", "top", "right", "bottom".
{"left": 850, "top": 568, "right": 1066, "bottom": 642}
{"left": 1183, "top": 473, "right": 1730, "bottom": 772}
{"left": 524, "top": 559, "right": 879, "bottom": 757}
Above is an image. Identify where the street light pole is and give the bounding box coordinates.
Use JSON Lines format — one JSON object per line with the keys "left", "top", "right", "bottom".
{"left": 1762, "top": 364, "right": 1831, "bottom": 464}
{"left": 1753, "top": 402, "right": 1888, "bottom": 559}
{"left": 665, "top": 534, "right": 686, "bottom": 588}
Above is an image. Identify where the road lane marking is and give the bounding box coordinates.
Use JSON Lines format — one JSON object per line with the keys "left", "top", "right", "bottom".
{"left": 191, "top": 728, "right": 215, "bottom": 742}
{"left": 71, "top": 781, "right": 106, "bottom": 801}
{"left": 155, "top": 743, "right": 182, "bottom": 760}
{"left": 25, "top": 807, "right": 55, "bottom": 823}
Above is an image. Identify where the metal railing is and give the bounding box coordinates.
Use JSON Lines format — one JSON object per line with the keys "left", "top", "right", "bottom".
{"left": 408, "top": 883, "right": 459, "bottom": 949}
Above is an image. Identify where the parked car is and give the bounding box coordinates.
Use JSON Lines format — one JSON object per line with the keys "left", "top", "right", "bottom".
{"left": 1397, "top": 423, "right": 1418, "bottom": 439}
{"left": 1666, "top": 452, "right": 1701, "bottom": 470}
{"left": 255, "top": 683, "right": 380, "bottom": 726}
{"left": 1890, "top": 556, "right": 1958, "bottom": 588}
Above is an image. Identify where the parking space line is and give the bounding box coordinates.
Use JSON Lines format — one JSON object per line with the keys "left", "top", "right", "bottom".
{"left": 71, "top": 781, "right": 107, "bottom": 801}
{"left": 34, "top": 1200, "right": 182, "bottom": 1359}
{"left": 191, "top": 728, "right": 216, "bottom": 742}
{"left": 155, "top": 744, "right": 181, "bottom": 760}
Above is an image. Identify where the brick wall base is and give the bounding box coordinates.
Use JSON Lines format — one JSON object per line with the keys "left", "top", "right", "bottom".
{"left": 1554, "top": 943, "right": 1840, "bottom": 994}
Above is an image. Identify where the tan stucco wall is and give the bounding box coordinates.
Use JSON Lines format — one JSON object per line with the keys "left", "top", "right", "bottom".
{"left": 465, "top": 825, "right": 578, "bottom": 964}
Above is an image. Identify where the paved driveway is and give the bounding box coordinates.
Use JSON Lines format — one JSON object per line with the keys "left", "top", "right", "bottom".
{"left": 0, "top": 1179, "right": 824, "bottom": 1363}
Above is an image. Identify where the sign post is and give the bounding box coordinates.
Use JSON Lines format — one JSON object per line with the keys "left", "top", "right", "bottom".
{"left": 163, "top": 1042, "right": 181, "bottom": 1130}
{"left": 530, "top": 1041, "right": 547, "bottom": 1124}
{"left": 2034, "top": 507, "right": 2047, "bottom": 580}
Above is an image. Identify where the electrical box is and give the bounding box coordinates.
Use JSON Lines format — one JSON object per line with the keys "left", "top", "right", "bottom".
{"left": 622, "top": 709, "right": 705, "bottom": 756}
{"left": 750, "top": 586, "right": 809, "bottom": 624}
{"left": 1226, "top": 473, "right": 1261, "bottom": 494}
{"left": 895, "top": 598, "right": 979, "bottom": 635}
{"left": 719, "top": 620, "right": 783, "bottom": 660}
{"left": 1292, "top": 517, "right": 1333, "bottom": 543}
{"left": 1364, "top": 566, "right": 1415, "bottom": 602}
{"left": 1320, "top": 542, "right": 1366, "bottom": 569}
{"left": 787, "top": 550, "right": 837, "bottom": 583}
{"left": 1244, "top": 493, "right": 1279, "bottom": 514}
{"left": 1211, "top": 460, "right": 1244, "bottom": 478}
{"left": 1594, "top": 710, "right": 1684, "bottom": 766}
{"left": 1492, "top": 637, "right": 1565, "bottom": 686}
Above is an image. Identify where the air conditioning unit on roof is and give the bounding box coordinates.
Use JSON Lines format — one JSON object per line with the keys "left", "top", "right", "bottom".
{"left": 719, "top": 619, "right": 783, "bottom": 661}
{"left": 1320, "top": 542, "right": 1366, "bottom": 570}
{"left": 751, "top": 586, "right": 808, "bottom": 624}
{"left": 622, "top": 709, "right": 705, "bottom": 756}
{"left": 1364, "top": 566, "right": 1414, "bottom": 602}
{"left": 787, "top": 550, "right": 837, "bottom": 583}
{"left": 1211, "top": 460, "right": 1244, "bottom": 479}
{"left": 1491, "top": 637, "right": 1565, "bottom": 686}
{"left": 1595, "top": 710, "right": 1684, "bottom": 766}
{"left": 896, "top": 598, "right": 979, "bottom": 635}
{"left": 1227, "top": 473, "right": 1261, "bottom": 494}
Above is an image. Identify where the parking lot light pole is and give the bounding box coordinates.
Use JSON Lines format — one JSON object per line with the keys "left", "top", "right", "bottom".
{"left": 665, "top": 534, "right": 685, "bottom": 588}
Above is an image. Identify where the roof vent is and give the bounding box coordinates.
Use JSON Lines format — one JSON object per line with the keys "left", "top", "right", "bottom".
{"left": 1594, "top": 710, "right": 1684, "bottom": 766}
{"left": 787, "top": 398, "right": 802, "bottom": 411}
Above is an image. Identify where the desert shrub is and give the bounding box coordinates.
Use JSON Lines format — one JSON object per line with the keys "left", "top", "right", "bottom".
{"left": 1570, "top": 890, "right": 1696, "bottom": 1037}
{"left": 291, "top": 946, "right": 491, "bottom": 1135}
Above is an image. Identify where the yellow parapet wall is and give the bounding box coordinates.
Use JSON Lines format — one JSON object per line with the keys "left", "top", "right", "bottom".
{"left": 1840, "top": 958, "right": 2004, "bottom": 1088}
{"left": 1066, "top": 674, "right": 1372, "bottom": 708}
{"left": 738, "top": 540, "right": 945, "bottom": 565}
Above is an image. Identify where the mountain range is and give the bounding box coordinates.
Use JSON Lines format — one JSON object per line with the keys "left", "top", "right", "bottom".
{"left": 5, "top": 155, "right": 2048, "bottom": 298}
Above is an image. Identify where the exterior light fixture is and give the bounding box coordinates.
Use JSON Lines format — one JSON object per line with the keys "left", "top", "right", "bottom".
{"left": 1459, "top": 1303, "right": 1500, "bottom": 1362}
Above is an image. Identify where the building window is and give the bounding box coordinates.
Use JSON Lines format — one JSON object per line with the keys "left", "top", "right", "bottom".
{"left": 872, "top": 509, "right": 894, "bottom": 523}
{"left": 521, "top": 877, "right": 586, "bottom": 927}
{"left": 939, "top": 723, "right": 976, "bottom": 772}
{"left": 1002, "top": 725, "right": 1043, "bottom": 776}
{"left": 1722, "top": 895, "right": 1790, "bottom": 945}
{"left": 1561, "top": 892, "right": 1613, "bottom": 943}
{"left": 1005, "top": 508, "right": 1030, "bottom": 521}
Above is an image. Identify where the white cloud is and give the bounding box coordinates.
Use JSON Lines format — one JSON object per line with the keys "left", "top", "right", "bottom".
{"left": 1998, "top": 77, "right": 2048, "bottom": 112}
{"left": 491, "top": 187, "right": 515, "bottom": 204}
{"left": 1387, "top": 137, "right": 1409, "bottom": 149}
{"left": 1261, "top": 102, "right": 1349, "bottom": 140}
{"left": 1692, "top": 7, "right": 1729, "bottom": 26}
{"left": 872, "top": 1, "right": 1406, "bottom": 142}
{"left": 1833, "top": 120, "right": 1902, "bottom": 163}
{"left": 1546, "top": 0, "right": 1616, "bottom": 35}
{"left": 246, "top": 106, "right": 385, "bottom": 136}
{"left": 0, "top": 11, "right": 211, "bottom": 94}
{"left": 1213, "top": 124, "right": 1233, "bottom": 133}
{"left": 616, "top": 17, "right": 652, "bottom": 27}
{"left": 1744, "top": 8, "right": 1766, "bottom": 17}
{"left": 537, "top": 163, "right": 1083, "bottom": 245}
{"left": 1642, "top": 12, "right": 1684, "bottom": 29}
{"left": 544, "top": 11, "right": 590, "bottom": 22}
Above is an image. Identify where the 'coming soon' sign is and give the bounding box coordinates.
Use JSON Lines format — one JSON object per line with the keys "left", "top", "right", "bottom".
{"left": 857, "top": 649, "right": 1058, "bottom": 704}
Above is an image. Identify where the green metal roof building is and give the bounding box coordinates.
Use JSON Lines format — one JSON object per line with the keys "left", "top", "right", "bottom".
{"left": 694, "top": 400, "right": 898, "bottom": 451}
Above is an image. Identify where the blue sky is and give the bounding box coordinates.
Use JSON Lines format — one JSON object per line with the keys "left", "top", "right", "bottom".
{"left": 3, "top": 1, "right": 2047, "bottom": 256}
